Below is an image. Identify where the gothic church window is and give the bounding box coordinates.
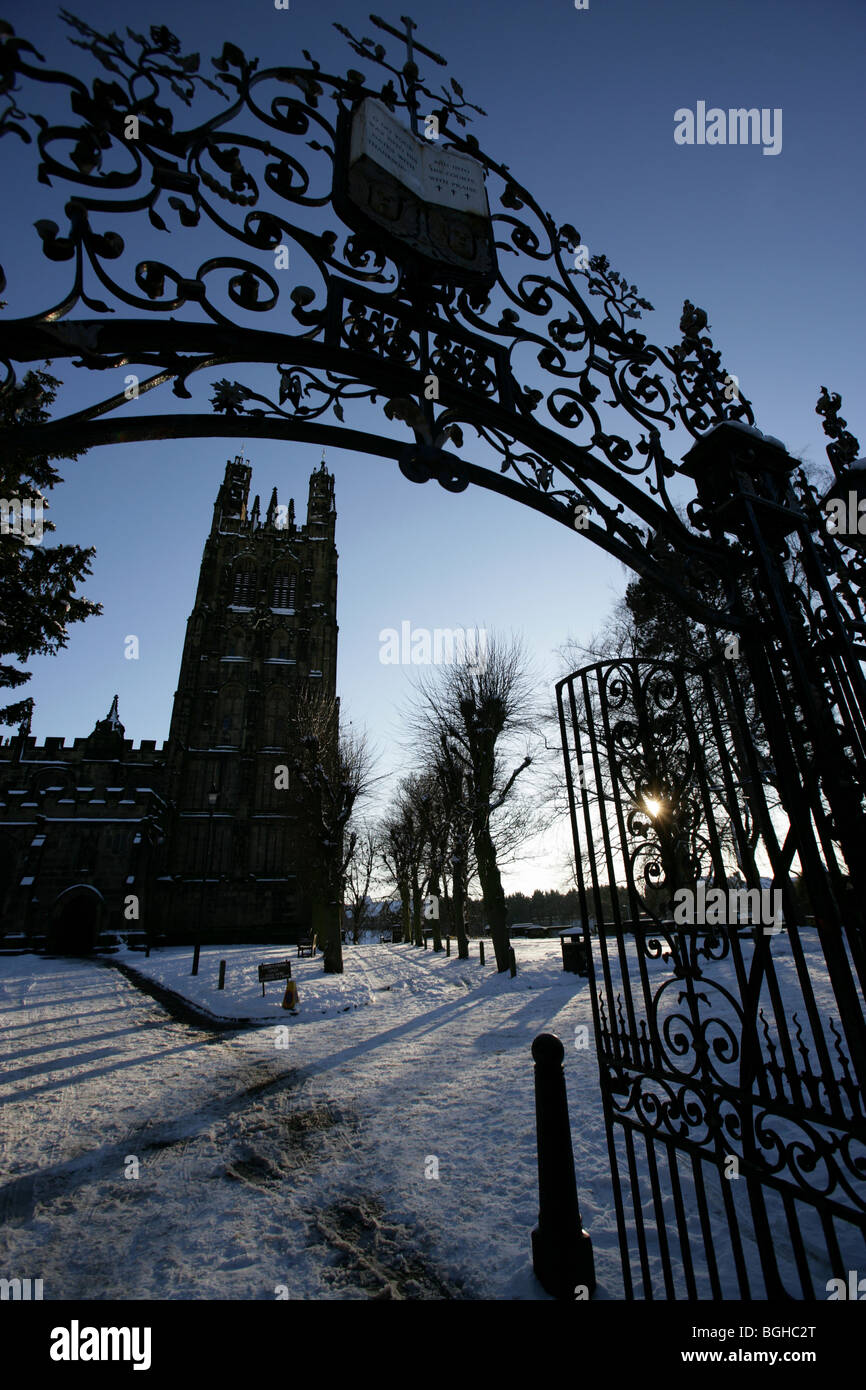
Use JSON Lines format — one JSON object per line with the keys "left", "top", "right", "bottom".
{"left": 232, "top": 566, "right": 255, "bottom": 606}
{"left": 224, "top": 627, "right": 246, "bottom": 659}
{"left": 263, "top": 687, "right": 290, "bottom": 747}
{"left": 258, "top": 761, "right": 287, "bottom": 808}
{"left": 217, "top": 684, "right": 244, "bottom": 747}
{"left": 211, "top": 824, "right": 229, "bottom": 876}
{"left": 272, "top": 571, "right": 296, "bottom": 611}
{"left": 252, "top": 824, "right": 286, "bottom": 874}
{"left": 270, "top": 628, "right": 291, "bottom": 661}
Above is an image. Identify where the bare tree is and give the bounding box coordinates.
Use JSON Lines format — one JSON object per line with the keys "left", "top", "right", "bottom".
{"left": 408, "top": 633, "right": 540, "bottom": 972}
{"left": 291, "top": 690, "right": 374, "bottom": 974}
{"left": 344, "top": 822, "right": 377, "bottom": 944}
{"left": 432, "top": 734, "right": 472, "bottom": 957}
{"left": 380, "top": 801, "right": 414, "bottom": 945}
{"left": 388, "top": 774, "right": 435, "bottom": 947}
{"left": 549, "top": 536, "right": 785, "bottom": 918}
{"left": 410, "top": 771, "right": 449, "bottom": 951}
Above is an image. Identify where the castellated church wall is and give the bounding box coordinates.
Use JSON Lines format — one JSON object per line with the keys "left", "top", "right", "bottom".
{"left": 0, "top": 456, "right": 339, "bottom": 951}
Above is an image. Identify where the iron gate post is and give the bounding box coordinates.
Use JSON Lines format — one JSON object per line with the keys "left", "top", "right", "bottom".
{"left": 531, "top": 1032, "right": 596, "bottom": 1300}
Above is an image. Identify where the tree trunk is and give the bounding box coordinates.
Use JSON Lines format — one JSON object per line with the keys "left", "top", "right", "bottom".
{"left": 450, "top": 849, "right": 469, "bottom": 958}
{"left": 455, "top": 892, "right": 469, "bottom": 958}
{"left": 411, "top": 878, "right": 423, "bottom": 946}
{"left": 428, "top": 872, "right": 444, "bottom": 951}
{"left": 314, "top": 898, "right": 343, "bottom": 974}
{"left": 475, "top": 826, "right": 510, "bottom": 971}
{"left": 350, "top": 898, "right": 365, "bottom": 945}
{"left": 441, "top": 878, "right": 453, "bottom": 947}
{"left": 397, "top": 879, "right": 411, "bottom": 943}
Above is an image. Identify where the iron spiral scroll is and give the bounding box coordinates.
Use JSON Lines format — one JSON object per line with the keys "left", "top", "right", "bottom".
{"left": 559, "top": 657, "right": 866, "bottom": 1298}
{"left": 2, "top": 9, "right": 865, "bottom": 1302}
{"left": 0, "top": 8, "right": 773, "bottom": 625}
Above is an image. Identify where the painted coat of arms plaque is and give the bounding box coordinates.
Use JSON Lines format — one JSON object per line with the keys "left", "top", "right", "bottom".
{"left": 334, "top": 98, "right": 498, "bottom": 289}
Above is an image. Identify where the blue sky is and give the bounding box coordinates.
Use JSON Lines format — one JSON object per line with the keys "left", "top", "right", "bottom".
{"left": 2, "top": 0, "right": 864, "bottom": 892}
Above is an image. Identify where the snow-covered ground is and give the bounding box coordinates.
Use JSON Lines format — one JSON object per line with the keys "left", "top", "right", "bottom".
{"left": 0, "top": 939, "right": 604, "bottom": 1300}
{"left": 1, "top": 934, "right": 862, "bottom": 1300}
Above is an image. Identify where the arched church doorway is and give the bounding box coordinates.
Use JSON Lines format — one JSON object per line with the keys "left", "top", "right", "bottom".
{"left": 48, "top": 887, "right": 104, "bottom": 955}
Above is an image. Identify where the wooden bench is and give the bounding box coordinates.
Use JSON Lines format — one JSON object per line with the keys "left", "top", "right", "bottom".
{"left": 296, "top": 935, "right": 316, "bottom": 958}
{"left": 258, "top": 959, "right": 293, "bottom": 996}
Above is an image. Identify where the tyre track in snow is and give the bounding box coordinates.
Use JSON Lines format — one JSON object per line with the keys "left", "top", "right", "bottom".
{"left": 0, "top": 960, "right": 306, "bottom": 1232}
{"left": 1, "top": 956, "right": 430, "bottom": 1299}
{"left": 1, "top": 953, "right": 485, "bottom": 1298}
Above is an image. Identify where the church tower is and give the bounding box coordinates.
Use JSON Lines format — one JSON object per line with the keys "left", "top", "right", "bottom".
{"left": 163, "top": 454, "right": 338, "bottom": 941}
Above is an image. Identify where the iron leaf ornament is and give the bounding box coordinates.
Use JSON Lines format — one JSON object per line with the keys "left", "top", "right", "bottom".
{"left": 0, "top": 9, "right": 855, "bottom": 630}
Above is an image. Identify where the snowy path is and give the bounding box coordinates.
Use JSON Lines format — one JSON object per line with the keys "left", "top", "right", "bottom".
{"left": 0, "top": 946, "right": 599, "bottom": 1300}
{"left": 4, "top": 936, "right": 860, "bottom": 1300}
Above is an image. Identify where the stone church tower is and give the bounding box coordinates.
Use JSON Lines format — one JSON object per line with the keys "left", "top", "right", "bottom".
{"left": 160, "top": 454, "right": 338, "bottom": 940}
{"left": 0, "top": 455, "right": 337, "bottom": 949}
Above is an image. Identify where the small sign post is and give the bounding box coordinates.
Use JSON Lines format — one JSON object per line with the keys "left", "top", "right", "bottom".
{"left": 258, "top": 959, "right": 293, "bottom": 997}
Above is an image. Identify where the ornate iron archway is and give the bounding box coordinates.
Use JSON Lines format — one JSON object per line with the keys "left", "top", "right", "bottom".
{"left": 1, "top": 9, "right": 864, "bottom": 1298}
{"left": 0, "top": 9, "right": 768, "bottom": 622}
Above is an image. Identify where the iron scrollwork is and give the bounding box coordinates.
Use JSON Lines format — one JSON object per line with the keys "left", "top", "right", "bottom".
{"left": 558, "top": 657, "right": 866, "bottom": 1299}
{"left": 0, "top": 8, "right": 775, "bottom": 626}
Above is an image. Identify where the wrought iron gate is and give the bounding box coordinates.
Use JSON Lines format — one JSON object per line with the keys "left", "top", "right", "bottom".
{"left": 1, "top": 13, "right": 865, "bottom": 1292}
{"left": 557, "top": 656, "right": 866, "bottom": 1299}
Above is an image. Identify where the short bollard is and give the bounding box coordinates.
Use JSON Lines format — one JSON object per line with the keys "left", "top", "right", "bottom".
{"left": 423, "top": 935, "right": 428, "bottom": 950}
{"left": 218, "top": 959, "right": 226, "bottom": 991}
{"left": 191, "top": 942, "right": 200, "bottom": 977}
{"left": 531, "top": 1032, "right": 596, "bottom": 1300}
{"left": 446, "top": 936, "right": 451, "bottom": 956}
{"left": 509, "top": 946, "right": 517, "bottom": 978}
{"left": 479, "top": 940, "right": 485, "bottom": 966}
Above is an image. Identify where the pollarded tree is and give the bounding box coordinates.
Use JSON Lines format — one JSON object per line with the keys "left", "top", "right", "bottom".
{"left": 379, "top": 772, "right": 453, "bottom": 948}
{"left": 379, "top": 806, "right": 414, "bottom": 945}
{"left": 0, "top": 367, "right": 101, "bottom": 726}
{"left": 433, "top": 734, "right": 471, "bottom": 957}
{"left": 410, "top": 634, "right": 539, "bottom": 972}
{"left": 409, "top": 770, "right": 449, "bottom": 951}
{"left": 344, "top": 822, "right": 378, "bottom": 944}
{"left": 389, "top": 774, "right": 433, "bottom": 948}
{"left": 290, "top": 689, "right": 373, "bottom": 974}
